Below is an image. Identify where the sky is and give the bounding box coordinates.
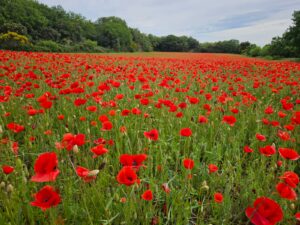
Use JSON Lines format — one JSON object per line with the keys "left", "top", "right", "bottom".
{"left": 38, "top": 0, "right": 299, "bottom": 46}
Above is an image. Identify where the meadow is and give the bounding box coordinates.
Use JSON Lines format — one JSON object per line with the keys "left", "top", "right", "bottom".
{"left": 0, "top": 51, "right": 299, "bottom": 225}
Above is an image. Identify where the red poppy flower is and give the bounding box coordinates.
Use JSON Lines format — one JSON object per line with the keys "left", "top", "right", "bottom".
{"left": 231, "top": 108, "right": 239, "bottom": 114}
{"left": 62, "top": 133, "right": 85, "bottom": 151}
{"left": 279, "top": 171, "right": 299, "bottom": 188}
{"left": 6, "top": 122, "right": 25, "bottom": 133}
{"left": 76, "top": 166, "right": 98, "bottom": 182}
{"left": 162, "top": 183, "right": 171, "bottom": 194}
{"left": 91, "top": 145, "right": 108, "bottom": 158}
{"left": 276, "top": 182, "right": 297, "bottom": 200}
{"left": 116, "top": 166, "right": 139, "bottom": 186}
{"left": 183, "top": 158, "right": 194, "bottom": 170}
{"left": 132, "top": 108, "right": 141, "bottom": 115}
{"left": 101, "top": 121, "right": 113, "bottom": 131}
{"left": 277, "top": 160, "right": 283, "bottom": 167}
{"left": 27, "top": 109, "right": 39, "bottom": 116}
{"left": 188, "top": 97, "right": 199, "bottom": 104}
{"left": 57, "top": 114, "right": 64, "bottom": 120}
{"left": 291, "top": 111, "right": 300, "bottom": 124}
{"left": 121, "top": 109, "right": 131, "bottom": 116}
{"left": 245, "top": 197, "right": 283, "bottom": 225}
{"left": 31, "top": 152, "right": 60, "bottom": 182}
{"left": 278, "top": 148, "right": 299, "bottom": 160}
{"left": 208, "top": 164, "right": 218, "bottom": 173}
{"left": 74, "top": 98, "right": 87, "bottom": 106}
{"left": 176, "top": 112, "right": 183, "bottom": 118}
{"left": 144, "top": 129, "right": 159, "bottom": 141}
{"left": 278, "top": 111, "right": 287, "bottom": 118}
{"left": 277, "top": 130, "right": 290, "bottom": 141}
{"left": 295, "top": 212, "right": 300, "bottom": 221}
{"left": 259, "top": 145, "right": 276, "bottom": 157}
{"left": 98, "top": 115, "right": 109, "bottom": 122}
{"left": 198, "top": 115, "right": 208, "bottom": 123}
{"left": 214, "top": 192, "right": 223, "bottom": 203}
{"left": 11, "top": 141, "right": 19, "bottom": 155}
{"left": 284, "top": 124, "right": 294, "bottom": 131}
{"left": 2, "top": 165, "right": 14, "bottom": 174}
{"left": 141, "top": 189, "right": 153, "bottom": 201}
{"left": 256, "top": 134, "right": 266, "bottom": 142}
{"left": 180, "top": 128, "right": 192, "bottom": 137}
{"left": 178, "top": 102, "right": 187, "bottom": 109}
{"left": 30, "top": 185, "right": 61, "bottom": 211}
{"left": 264, "top": 106, "right": 274, "bottom": 114}
{"left": 86, "top": 105, "right": 97, "bottom": 112}
{"left": 40, "top": 100, "right": 52, "bottom": 109}
{"left": 140, "top": 98, "right": 149, "bottom": 105}
{"left": 203, "top": 104, "right": 211, "bottom": 111}
{"left": 222, "top": 115, "right": 236, "bottom": 126}
{"left": 119, "top": 154, "right": 147, "bottom": 170}
{"left": 244, "top": 145, "right": 253, "bottom": 153}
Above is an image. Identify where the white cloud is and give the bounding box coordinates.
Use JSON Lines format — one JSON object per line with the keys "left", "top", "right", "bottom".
{"left": 37, "top": 0, "right": 299, "bottom": 45}
{"left": 201, "top": 19, "right": 292, "bottom": 46}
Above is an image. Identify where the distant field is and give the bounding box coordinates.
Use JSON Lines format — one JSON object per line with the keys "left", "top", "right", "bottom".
{"left": 0, "top": 50, "right": 299, "bottom": 225}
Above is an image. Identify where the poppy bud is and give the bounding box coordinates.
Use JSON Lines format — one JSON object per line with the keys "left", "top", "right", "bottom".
{"left": 120, "top": 197, "right": 126, "bottom": 203}
{"left": 277, "top": 160, "right": 283, "bottom": 167}
{"left": 88, "top": 170, "right": 99, "bottom": 177}
{"left": 73, "top": 145, "right": 79, "bottom": 153}
{"left": 6, "top": 184, "right": 14, "bottom": 193}
{"left": 16, "top": 158, "right": 23, "bottom": 168}
{"left": 0, "top": 181, "right": 5, "bottom": 188}
{"left": 22, "top": 176, "right": 27, "bottom": 184}
{"left": 201, "top": 181, "right": 209, "bottom": 191}
{"left": 0, "top": 125, "right": 2, "bottom": 134}
{"left": 290, "top": 203, "right": 295, "bottom": 210}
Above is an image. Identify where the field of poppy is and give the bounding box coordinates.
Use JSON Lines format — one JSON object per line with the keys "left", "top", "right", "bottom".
{"left": 0, "top": 50, "right": 299, "bottom": 225}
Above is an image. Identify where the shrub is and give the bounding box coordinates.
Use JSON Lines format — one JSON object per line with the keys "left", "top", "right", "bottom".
{"left": 35, "top": 40, "right": 63, "bottom": 52}
{"left": 0, "top": 32, "right": 30, "bottom": 50}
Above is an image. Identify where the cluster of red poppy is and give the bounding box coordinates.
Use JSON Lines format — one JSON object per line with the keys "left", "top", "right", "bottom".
{"left": 0, "top": 51, "right": 299, "bottom": 224}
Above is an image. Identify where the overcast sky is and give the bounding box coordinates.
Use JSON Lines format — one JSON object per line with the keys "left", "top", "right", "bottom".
{"left": 38, "top": 0, "right": 299, "bottom": 45}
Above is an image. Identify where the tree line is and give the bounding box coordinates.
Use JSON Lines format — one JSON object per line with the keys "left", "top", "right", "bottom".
{"left": 0, "top": 0, "right": 299, "bottom": 58}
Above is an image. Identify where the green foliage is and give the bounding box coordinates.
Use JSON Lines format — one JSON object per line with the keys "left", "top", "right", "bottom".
{"left": 239, "top": 41, "right": 251, "bottom": 54}
{"left": 267, "top": 37, "right": 291, "bottom": 58}
{"left": 260, "top": 45, "right": 271, "bottom": 57}
{"left": 158, "top": 35, "right": 188, "bottom": 52}
{"left": 199, "top": 40, "right": 240, "bottom": 54}
{"left": 0, "top": 31, "right": 30, "bottom": 50}
{"left": 130, "top": 28, "right": 153, "bottom": 52}
{"left": 283, "top": 11, "right": 300, "bottom": 56}
{"left": 156, "top": 35, "right": 199, "bottom": 52}
{"left": 248, "top": 45, "right": 261, "bottom": 57}
{"left": 148, "top": 34, "right": 161, "bottom": 50}
{"left": 0, "top": 22, "right": 28, "bottom": 35}
{"left": 95, "top": 17, "right": 133, "bottom": 51}
{"left": 185, "top": 36, "right": 200, "bottom": 52}
{"left": 72, "top": 39, "right": 106, "bottom": 53}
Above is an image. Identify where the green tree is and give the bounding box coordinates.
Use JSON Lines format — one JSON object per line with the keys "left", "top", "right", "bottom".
{"left": 0, "top": 22, "right": 27, "bottom": 35}
{"left": 130, "top": 28, "right": 152, "bottom": 52}
{"left": 282, "top": 11, "right": 300, "bottom": 56}
{"left": 240, "top": 41, "right": 251, "bottom": 54}
{"left": 185, "top": 36, "right": 200, "bottom": 52}
{"left": 148, "top": 34, "right": 161, "bottom": 51}
{"left": 158, "top": 35, "right": 189, "bottom": 52}
{"left": 268, "top": 37, "right": 290, "bottom": 58}
{"left": 95, "top": 17, "right": 133, "bottom": 51}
